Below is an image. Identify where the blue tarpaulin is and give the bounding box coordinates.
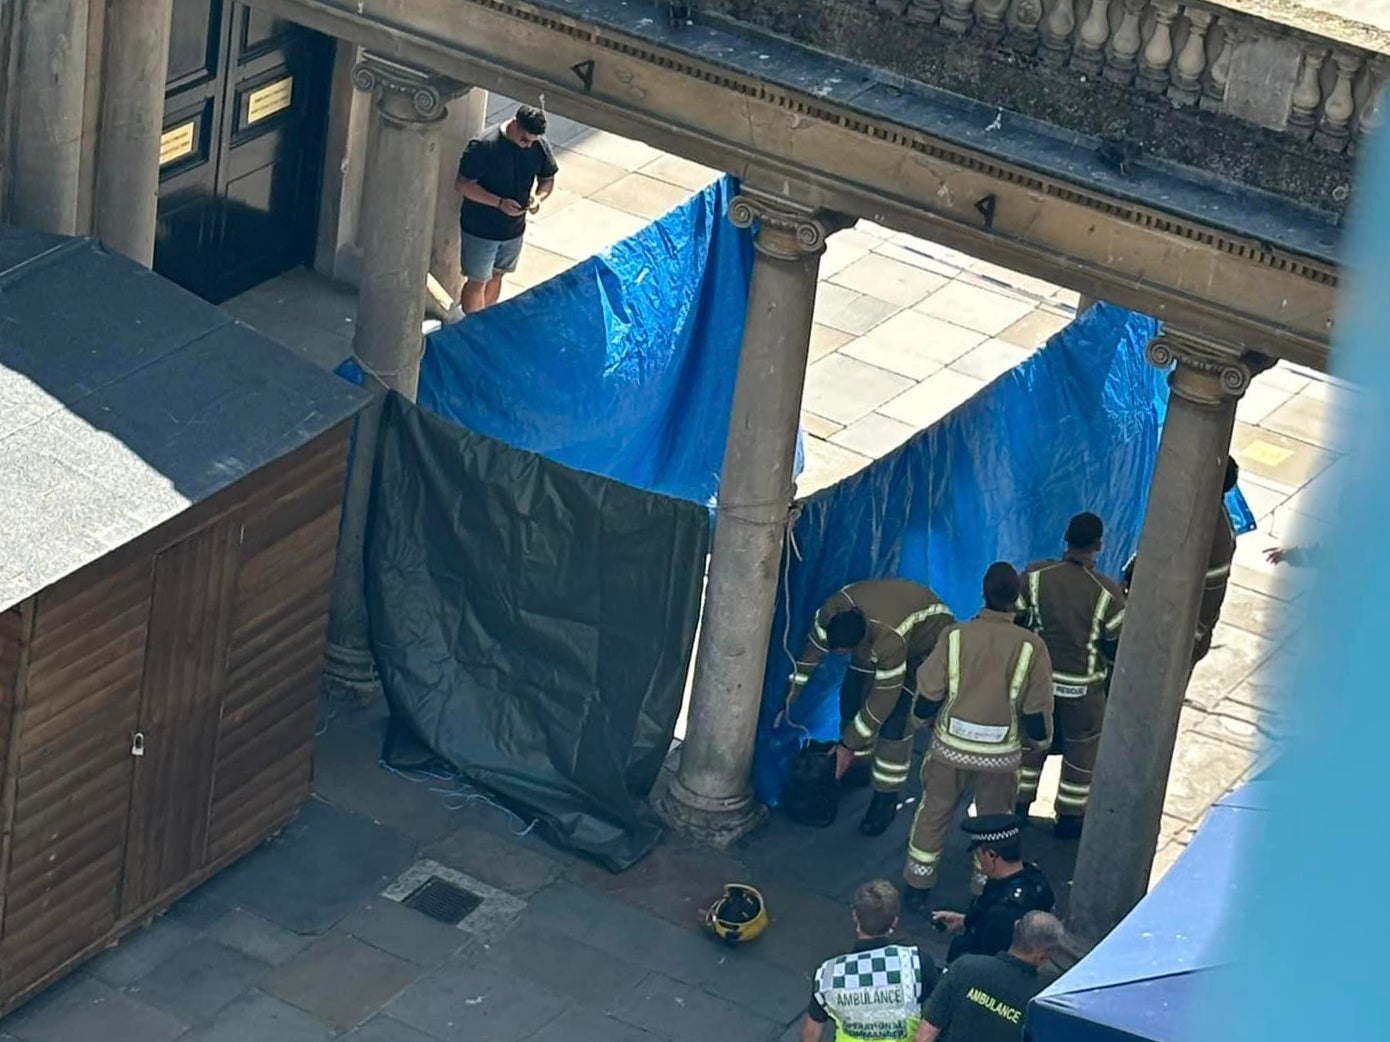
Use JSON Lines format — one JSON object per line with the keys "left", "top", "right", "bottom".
{"left": 415, "top": 176, "right": 766, "bottom": 505}
{"left": 753, "top": 303, "right": 1168, "bottom": 805}
{"left": 1025, "top": 778, "right": 1277, "bottom": 1042}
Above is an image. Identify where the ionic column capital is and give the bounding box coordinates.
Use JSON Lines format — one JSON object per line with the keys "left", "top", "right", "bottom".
{"left": 1145, "top": 329, "right": 1274, "bottom": 406}
{"left": 728, "top": 189, "right": 853, "bottom": 261}
{"left": 353, "top": 53, "right": 469, "bottom": 125}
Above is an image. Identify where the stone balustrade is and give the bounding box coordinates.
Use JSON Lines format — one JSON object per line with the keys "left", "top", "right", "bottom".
{"left": 864, "top": 0, "right": 1386, "bottom": 154}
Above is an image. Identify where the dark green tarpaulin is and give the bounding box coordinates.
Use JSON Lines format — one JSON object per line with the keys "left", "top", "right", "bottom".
{"left": 364, "top": 395, "right": 709, "bottom": 870}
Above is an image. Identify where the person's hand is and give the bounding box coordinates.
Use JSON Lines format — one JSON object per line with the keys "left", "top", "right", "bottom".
{"left": 498, "top": 198, "right": 525, "bottom": 217}
{"left": 833, "top": 743, "right": 855, "bottom": 779}
{"left": 931, "top": 911, "right": 965, "bottom": 933}
{"left": 1264, "top": 546, "right": 1287, "bottom": 564}
{"left": 527, "top": 195, "right": 541, "bottom": 214}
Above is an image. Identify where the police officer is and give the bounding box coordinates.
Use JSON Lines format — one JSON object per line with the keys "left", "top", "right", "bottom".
{"left": 929, "top": 815, "right": 1054, "bottom": 963}
{"left": 803, "top": 879, "right": 939, "bottom": 1042}
{"left": 914, "top": 912, "right": 1065, "bottom": 1042}
{"left": 1015, "top": 512, "right": 1125, "bottom": 837}
{"left": 1123, "top": 457, "right": 1239, "bottom": 667}
{"left": 901, "top": 564, "right": 1053, "bottom": 912}
{"left": 784, "top": 579, "right": 955, "bottom": 835}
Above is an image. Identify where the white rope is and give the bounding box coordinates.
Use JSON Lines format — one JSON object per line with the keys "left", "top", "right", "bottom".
{"left": 379, "top": 760, "right": 540, "bottom": 836}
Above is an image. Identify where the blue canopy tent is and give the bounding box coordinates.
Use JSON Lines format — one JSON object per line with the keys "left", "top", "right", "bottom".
{"left": 1026, "top": 778, "right": 1277, "bottom": 1042}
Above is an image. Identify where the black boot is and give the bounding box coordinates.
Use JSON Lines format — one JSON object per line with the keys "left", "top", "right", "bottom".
{"left": 1054, "top": 816, "right": 1084, "bottom": 840}
{"left": 901, "top": 887, "right": 934, "bottom": 918}
{"left": 858, "top": 791, "right": 899, "bottom": 836}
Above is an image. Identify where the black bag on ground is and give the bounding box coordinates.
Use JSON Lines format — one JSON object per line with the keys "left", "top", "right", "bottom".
{"left": 782, "top": 740, "right": 840, "bottom": 827}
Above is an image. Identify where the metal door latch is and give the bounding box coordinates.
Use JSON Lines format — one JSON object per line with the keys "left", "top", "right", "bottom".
{"left": 131, "top": 732, "right": 145, "bottom": 757}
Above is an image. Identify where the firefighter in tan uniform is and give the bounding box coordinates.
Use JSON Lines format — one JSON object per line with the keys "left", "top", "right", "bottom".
{"left": 1123, "top": 458, "right": 1239, "bottom": 666}
{"left": 784, "top": 579, "right": 955, "bottom": 836}
{"left": 1015, "top": 513, "right": 1125, "bottom": 839}
{"left": 900, "top": 564, "right": 1053, "bottom": 914}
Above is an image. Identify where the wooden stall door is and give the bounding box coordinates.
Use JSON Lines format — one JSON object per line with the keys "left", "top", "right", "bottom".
{"left": 120, "top": 518, "right": 241, "bottom": 914}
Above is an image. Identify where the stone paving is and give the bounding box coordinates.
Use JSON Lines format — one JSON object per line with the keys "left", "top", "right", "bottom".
{"left": 2, "top": 100, "right": 1342, "bottom": 1042}
{"left": 221, "top": 97, "right": 1338, "bottom": 882}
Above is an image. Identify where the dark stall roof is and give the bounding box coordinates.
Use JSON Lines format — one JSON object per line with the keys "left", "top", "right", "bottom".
{"left": 0, "top": 227, "right": 371, "bottom": 613}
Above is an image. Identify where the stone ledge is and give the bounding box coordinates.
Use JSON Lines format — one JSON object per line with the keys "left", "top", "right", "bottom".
{"left": 702, "top": 0, "right": 1381, "bottom": 216}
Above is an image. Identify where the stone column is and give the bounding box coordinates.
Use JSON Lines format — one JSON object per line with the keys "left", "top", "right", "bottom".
{"left": 323, "top": 54, "right": 466, "bottom": 696}
{"left": 11, "top": 0, "right": 90, "bottom": 234}
{"left": 661, "top": 189, "right": 850, "bottom": 844}
{"left": 431, "top": 87, "right": 489, "bottom": 306}
{"left": 1068, "top": 332, "right": 1271, "bottom": 943}
{"left": 93, "top": 0, "right": 175, "bottom": 265}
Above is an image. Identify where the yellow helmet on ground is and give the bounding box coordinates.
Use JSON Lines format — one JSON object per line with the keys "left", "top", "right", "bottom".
{"left": 704, "top": 883, "right": 768, "bottom": 946}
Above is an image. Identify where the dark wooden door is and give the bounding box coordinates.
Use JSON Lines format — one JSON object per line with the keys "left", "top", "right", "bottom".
{"left": 120, "top": 518, "right": 241, "bottom": 914}
{"left": 155, "top": 1, "right": 334, "bottom": 303}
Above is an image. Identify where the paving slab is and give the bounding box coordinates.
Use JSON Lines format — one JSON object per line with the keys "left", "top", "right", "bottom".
{"left": 270, "top": 934, "right": 421, "bottom": 1031}
{"left": 196, "top": 797, "right": 417, "bottom": 935}
{"left": 2, "top": 976, "right": 186, "bottom": 1042}
{"left": 545, "top": 149, "right": 631, "bottom": 197}
{"left": 1261, "top": 390, "right": 1350, "bottom": 451}
{"left": 818, "top": 235, "right": 871, "bottom": 280}
{"left": 830, "top": 253, "right": 949, "bottom": 307}
{"left": 1184, "top": 624, "right": 1276, "bottom": 711}
{"left": 161, "top": 888, "right": 235, "bottom": 931}
{"left": 85, "top": 916, "right": 198, "bottom": 988}
{"left": 387, "top": 959, "right": 571, "bottom": 1042}
{"left": 830, "top": 412, "right": 917, "bottom": 457}
{"left": 914, "top": 280, "right": 1035, "bottom": 336}
{"left": 1163, "top": 730, "right": 1258, "bottom": 823}
{"left": 178, "top": 991, "right": 335, "bottom": 1042}
{"left": 338, "top": 898, "right": 473, "bottom": 967}
{"left": 1235, "top": 380, "right": 1299, "bottom": 426}
{"left": 530, "top": 1009, "right": 666, "bottom": 1042}
{"left": 592, "top": 173, "right": 693, "bottom": 221}
{"left": 997, "top": 307, "right": 1071, "bottom": 349}
{"left": 877, "top": 369, "right": 986, "bottom": 428}
{"left": 610, "top": 972, "right": 781, "bottom": 1042}
{"left": 884, "top": 231, "right": 974, "bottom": 269}
{"left": 802, "top": 354, "right": 915, "bottom": 425}
{"left": 639, "top": 153, "right": 720, "bottom": 191}
{"left": 424, "top": 824, "right": 562, "bottom": 898}
{"left": 462, "top": 920, "right": 646, "bottom": 1006}
{"left": 799, "top": 437, "right": 871, "bottom": 494}
{"left": 566, "top": 129, "right": 665, "bottom": 171}
{"left": 811, "top": 283, "right": 900, "bottom": 336}
{"left": 950, "top": 337, "right": 1034, "bottom": 383}
{"left": 344, "top": 1014, "right": 446, "bottom": 1042}
{"left": 967, "top": 260, "right": 1067, "bottom": 299}
{"left": 513, "top": 245, "right": 577, "bottom": 287}
{"left": 1231, "top": 422, "right": 1339, "bottom": 490}
{"left": 205, "top": 909, "right": 314, "bottom": 967}
{"left": 808, "top": 324, "right": 853, "bottom": 362}
{"left": 526, "top": 200, "right": 650, "bottom": 261}
{"left": 129, "top": 938, "right": 267, "bottom": 1024}
{"left": 801, "top": 411, "right": 843, "bottom": 439}
{"left": 869, "top": 240, "right": 962, "bottom": 278}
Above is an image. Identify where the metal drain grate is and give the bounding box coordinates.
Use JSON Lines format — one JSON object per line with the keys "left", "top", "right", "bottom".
{"left": 401, "top": 876, "right": 484, "bottom": 925}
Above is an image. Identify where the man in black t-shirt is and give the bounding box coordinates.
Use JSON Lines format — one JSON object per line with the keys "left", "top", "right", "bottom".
{"left": 454, "top": 105, "right": 559, "bottom": 314}
{"left": 914, "top": 911, "right": 1063, "bottom": 1042}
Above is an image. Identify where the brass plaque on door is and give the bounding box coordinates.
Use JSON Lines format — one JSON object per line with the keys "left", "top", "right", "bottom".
{"left": 247, "top": 77, "right": 294, "bottom": 125}
{"left": 158, "top": 122, "right": 196, "bottom": 166}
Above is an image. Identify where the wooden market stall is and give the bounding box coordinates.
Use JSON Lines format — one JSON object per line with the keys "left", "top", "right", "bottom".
{"left": 0, "top": 227, "right": 370, "bottom": 1011}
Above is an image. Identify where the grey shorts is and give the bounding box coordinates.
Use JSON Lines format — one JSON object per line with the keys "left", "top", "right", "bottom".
{"left": 460, "top": 233, "right": 524, "bottom": 281}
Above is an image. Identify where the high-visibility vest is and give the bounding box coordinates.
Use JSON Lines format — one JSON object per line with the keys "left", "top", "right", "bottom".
{"left": 813, "top": 943, "right": 924, "bottom": 1042}
{"left": 932, "top": 630, "right": 1033, "bottom": 758}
